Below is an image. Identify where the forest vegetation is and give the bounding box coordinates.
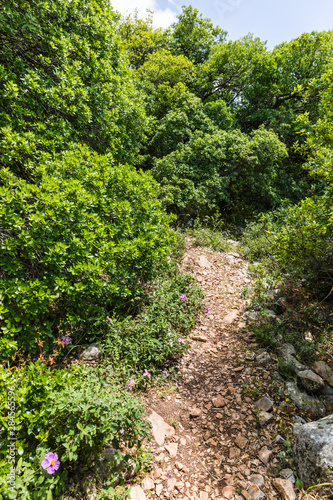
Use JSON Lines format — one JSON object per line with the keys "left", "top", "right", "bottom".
{"left": 0, "top": 0, "right": 332, "bottom": 498}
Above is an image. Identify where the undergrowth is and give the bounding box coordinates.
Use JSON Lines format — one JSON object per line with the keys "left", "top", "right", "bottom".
{"left": 0, "top": 231, "right": 204, "bottom": 499}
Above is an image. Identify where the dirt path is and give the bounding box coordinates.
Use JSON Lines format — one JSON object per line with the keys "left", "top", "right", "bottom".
{"left": 138, "top": 239, "right": 299, "bottom": 500}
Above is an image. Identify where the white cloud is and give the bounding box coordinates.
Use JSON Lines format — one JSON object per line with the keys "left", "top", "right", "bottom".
{"left": 110, "top": 0, "right": 178, "bottom": 29}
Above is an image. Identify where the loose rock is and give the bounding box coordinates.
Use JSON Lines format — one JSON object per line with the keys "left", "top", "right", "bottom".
{"left": 80, "top": 343, "right": 101, "bottom": 361}
{"left": 256, "top": 352, "right": 271, "bottom": 365}
{"left": 273, "top": 478, "right": 296, "bottom": 500}
{"left": 129, "top": 485, "right": 147, "bottom": 500}
{"left": 254, "top": 397, "right": 273, "bottom": 412}
{"left": 147, "top": 411, "right": 175, "bottom": 446}
{"left": 258, "top": 411, "right": 273, "bottom": 426}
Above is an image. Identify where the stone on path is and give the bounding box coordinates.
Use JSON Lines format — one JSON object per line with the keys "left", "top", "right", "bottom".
{"left": 147, "top": 411, "right": 175, "bottom": 446}
{"left": 273, "top": 478, "right": 296, "bottom": 500}
{"left": 165, "top": 443, "right": 178, "bottom": 457}
{"left": 190, "top": 408, "right": 201, "bottom": 417}
{"left": 258, "top": 410, "right": 273, "bottom": 426}
{"left": 222, "top": 309, "right": 239, "bottom": 324}
{"left": 155, "top": 483, "right": 163, "bottom": 496}
{"left": 280, "top": 468, "right": 295, "bottom": 484}
{"left": 235, "top": 434, "right": 248, "bottom": 450}
{"left": 249, "top": 474, "right": 264, "bottom": 487}
{"left": 247, "top": 483, "right": 263, "bottom": 500}
{"left": 212, "top": 395, "right": 225, "bottom": 407}
{"left": 199, "top": 492, "right": 209, "bottom": 500}
{"left": 167, "top": 477, "right": 177, "bottom": 491}
{"left": 313, "top": 360, "right": 333, "bottom": 387}
{"left": 297, "top": 369, "right": 325, "bottom": 392}
{"left": 198, "top": 255, "right": 212, "bottom": 268}
{"left": 293, "top": 414, "right": 333, "bottom": 497}
{"left": 278, "top": 343, "right": 296, "bottom": 359}
{"left": 254, "top": 397, "right": 273, "bottom": 412}
{"left": 191, "top": 335, "right": 208, "bottom": 342}
{"left": 256, "top": 352, "right": 271, "bottom": 365}
{"left": 130, "top": 485, "right": 147, "bottom": 500}
{"left": 258, "top": 447, "right": 272, "bottom": 464}
{"left": 222, "top": 485, "right": 236, "bottom": 499}
{"left": 141, "top": 476, "right": 154, "bottom": 490}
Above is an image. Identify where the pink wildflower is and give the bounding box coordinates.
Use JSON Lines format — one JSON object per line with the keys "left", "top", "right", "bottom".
{"left": 41, "top": 452, "right": 60, "bottom": 474}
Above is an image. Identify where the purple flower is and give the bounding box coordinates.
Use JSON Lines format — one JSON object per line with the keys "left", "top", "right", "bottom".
{"left": 143, "top": 369, "right": 151, "bottom": 379}
{"left": 189, "top": 284, "right": 193, "bottom": 288}
{"left": 180, "top": 294, "right": 186, "bottom": 301}
{"left": 128, "top": 378, "right": 135, "bottom": 388}
{"left": 301, "top": 279, "right": 306, "bottom": 282}
{"left": 178, "top": 338, "right": 185, "bottom": 344}
{"left": 61, "top": 336, "right": 71, "bottom": 345}
{"left": 41, "top": 452, "right": 60, "bottom": 475}
{"left": 205, "top": 308, "right": 209, "bottom": 314}
{"left": 106, "top": 316, "right": 113, "bottom": 324}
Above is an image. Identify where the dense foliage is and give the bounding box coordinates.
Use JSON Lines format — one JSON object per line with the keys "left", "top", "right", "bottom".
{"left": 0, "top": 0, "right": 147, "bottom": 172}
{"left": 0, "top": 146, "right": 174, "bottom": 359}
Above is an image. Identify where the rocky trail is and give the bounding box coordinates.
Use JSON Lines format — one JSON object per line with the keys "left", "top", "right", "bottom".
{"left": 130, "top": 239, "right": 331, "bottom": 500}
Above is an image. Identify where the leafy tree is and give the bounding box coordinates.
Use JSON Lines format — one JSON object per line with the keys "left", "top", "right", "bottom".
{"left": 117, "top": 11, "right": 167, "bottom": 69}
{"left": 147, "top": 92, "right": 218, "bottom": 158}
{"left": 137, "top": 50, "right": 196, "bottom": 118}
{"left": 0, "top": 0, "right": 147, "bottom": 175}
{"left": 152, "top": 126, "right": 287, "bottom": 219}
{"left": 169, "top": 5, "right": 226, "bottom": 64}
{"left": 196, "top": 35, "right": 269, "bottom": 106}
{"left": 270, "top": 65, "right": 333, "bottom": 273}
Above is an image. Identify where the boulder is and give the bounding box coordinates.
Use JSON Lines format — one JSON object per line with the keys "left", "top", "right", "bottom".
{"left": 293, "top": 414, "right": 333, "bottom": 497}
{"left": 313, "top": 360, "right": 333, "bottom": 387}
{"left": 285, "top": 382, "right": 326, "bottom": 416}
{"left": 297, "top": 369, "right": 325, "bottom": 392}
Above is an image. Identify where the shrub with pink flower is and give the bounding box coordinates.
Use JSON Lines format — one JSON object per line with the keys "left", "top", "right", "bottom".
{"left": 128, "top": 377, "right": 135, "bottom": 388}
{"left": 41, "top": 452, "right": 60, "bottom": 474}
{"left": 180, "top": 294, "right": 186, "bottom": 301}
{"left": 178, "top": 338, "right": 185, "bottom": 344}
{"left": 143, "top": 369, "right": 151, "bottom": 378}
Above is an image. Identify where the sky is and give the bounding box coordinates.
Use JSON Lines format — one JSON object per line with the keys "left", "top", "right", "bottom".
{"left": 110, "top": 0, "right": 333, "bottom": 49}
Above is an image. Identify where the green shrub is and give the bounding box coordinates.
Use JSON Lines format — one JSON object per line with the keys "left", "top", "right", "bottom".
{"left": 103, "top": 273, "right": 204, "bottom": 372}
{"left": 239, "top": 221, "right": 273, "bottom": 263}
{"left": 0, "top": 363, "right": 148, "bottom": 499}
{"left": 0, "top": 146, "right": 174, "bottom": 359}
{"left": 152, "top": 126, "right": 287, "bottom": 219}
